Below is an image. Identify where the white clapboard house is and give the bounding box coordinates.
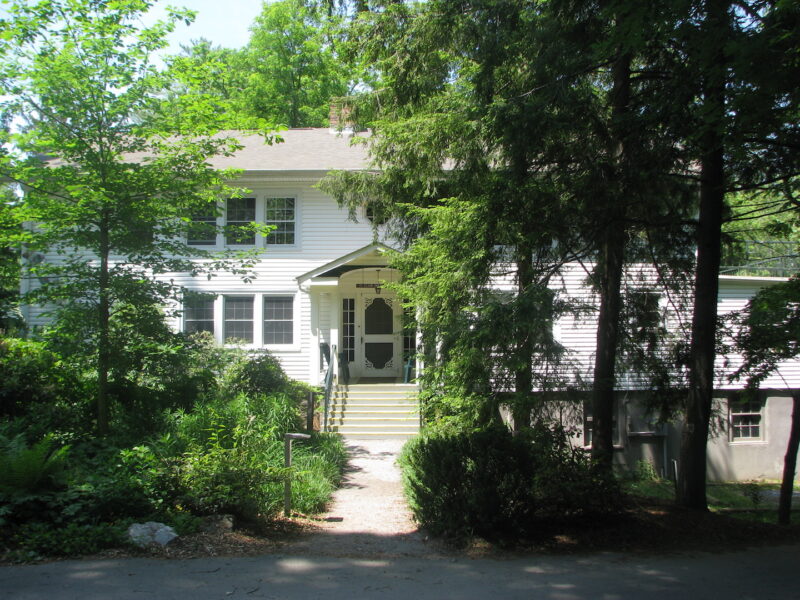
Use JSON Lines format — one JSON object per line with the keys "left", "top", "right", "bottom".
{"left": 21, "top": 124, "right": 800, "bottom": 482}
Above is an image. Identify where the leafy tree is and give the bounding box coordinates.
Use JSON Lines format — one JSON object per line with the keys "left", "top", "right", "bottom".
{"left": 0, "top": 185, "right": 22, "bottom": 333}
{"left": 168, "top": 0, "right": 355, "bottom": 129}
{"left": 324, "top": 2, "right": 695, "bottom": 456}
{"left": 677, "top": 0, "right": 800, "bottom": 509}
{"left": 0, "top": 0, "right": 267, "bottom": 435}
{"left": 245, "top": 0, "right": 353, "bottom": 127}
{"left": 732, "top": 277, "right": 800, "bottom": 525}
{"left": 322, "top": 1, "right": 587, "bottom": 430}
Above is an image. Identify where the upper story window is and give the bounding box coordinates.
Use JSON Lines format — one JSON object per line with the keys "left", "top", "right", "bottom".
{"left": 187, "top": 204, "right": 217, "bottom": 246}
{"left": 186, "top": 194, "right": 299, "bottom": 249}
{"left": 226, "top": 198, "right": 256, "bottom": 246}
{"left": 266, "top": 197, "right": 295, "bottom": 245}
{"left": 730, "top": 395, "right": 763, "bottom": 441}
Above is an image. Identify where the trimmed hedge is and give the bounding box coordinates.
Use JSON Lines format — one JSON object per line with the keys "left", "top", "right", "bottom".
{"left": 399, "top": 425, "right": 621, "bottom": 540}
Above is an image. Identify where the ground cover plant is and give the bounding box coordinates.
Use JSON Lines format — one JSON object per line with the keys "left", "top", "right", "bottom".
{"left": 0, "top": 332, "right": 345, "bottom": 563}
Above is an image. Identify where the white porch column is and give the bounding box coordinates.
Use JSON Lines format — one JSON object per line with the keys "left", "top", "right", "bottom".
{"left": 330, "top": 290, "right": 341, "bottom": 361}
{"left": 309, "top": 288, "right": 320, "bottom": 385}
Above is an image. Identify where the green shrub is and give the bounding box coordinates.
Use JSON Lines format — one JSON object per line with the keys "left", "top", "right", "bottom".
{"left": 400, "top": 424, "right": 621, "bottom": 540}
{"left": 288, "top": 433, "right": 347, "bottom": 514}
{"left": 225, "top": 352, "right": 291, "bottom": 397}
{"left": 13, "top": 521, "right": 127, "bottom": 557}
{"left": 0, "top": 338, "right": 89, "bottom": 440}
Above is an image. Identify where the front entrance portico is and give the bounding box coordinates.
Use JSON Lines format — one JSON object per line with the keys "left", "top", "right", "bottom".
{"left": 298, "top": 243, "right": 411, "bottom": 385}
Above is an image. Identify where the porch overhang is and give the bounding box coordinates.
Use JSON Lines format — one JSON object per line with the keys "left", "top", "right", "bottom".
{"left": 297, "top": 242, "right": 398, "bottom": 289}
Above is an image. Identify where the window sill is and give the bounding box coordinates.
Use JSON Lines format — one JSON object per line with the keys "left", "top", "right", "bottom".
{"left": 582, "top": 444, "right": 625, "bottom": 451}
{"left": 728, "top": 439, "right": 768, "bottom": 446}
{"left": 265, "top": 344, "right": 301, "bottom": 353}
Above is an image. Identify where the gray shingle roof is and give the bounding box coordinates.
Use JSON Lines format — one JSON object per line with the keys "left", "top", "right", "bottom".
{"left": 208, "top": 128, "right": 370, "bottom": 172}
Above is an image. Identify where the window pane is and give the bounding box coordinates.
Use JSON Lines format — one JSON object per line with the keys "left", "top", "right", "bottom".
{"left": 730, "top": 397, "right": 763, "bottom": 440}
{"left": 224, "top": 296, "right": 253, "bottom": 343}
{"left": 188, "top": 206, "right": 217, "bottom": 246}
{"left": 184, "top": 296, "right": 215, "bottom": 335}
{"left": 342, "top": 298, "right": 355, "bottom": 362}
{"left": 264, "top": 296, "right": 293, "bottom": 345}
{"left": 266, "top": 197, "right": 295, "bottom": 245}
{"left": 226, "top": 198, "right": 256, "bottom": 245}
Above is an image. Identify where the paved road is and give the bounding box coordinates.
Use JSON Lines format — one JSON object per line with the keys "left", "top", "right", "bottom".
{"left": 2, "top": 545, "right": 799, "bottom": 600}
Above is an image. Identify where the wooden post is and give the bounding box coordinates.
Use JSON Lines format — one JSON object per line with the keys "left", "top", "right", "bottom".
{"left": 307, "top": 390, "right": 315, "bottom": 432}
{"left": 283, "top": 433, "right": 311, "bottom": 517}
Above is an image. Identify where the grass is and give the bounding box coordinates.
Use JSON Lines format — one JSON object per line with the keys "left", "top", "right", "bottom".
{"left": 623, "top": 477, "right": 799, "bottom": 522}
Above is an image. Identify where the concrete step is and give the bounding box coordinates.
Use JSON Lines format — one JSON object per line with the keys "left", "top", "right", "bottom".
{"left": 329, "top": 416, "right": 418, "bottom": 424}
{"left": 327, "top": 383, "right": 420, "bottom": 439}
{"left": 330, "top": 422, "right": 420, "bottom": 434}
{"left": 341, "top": 432, "right": 418, "bottom": 439}
{"left": 333, "top": 391, "right": 418, "bottom": 401}
{"left": 329, "top": 408, "right": 417, "bottom": 417}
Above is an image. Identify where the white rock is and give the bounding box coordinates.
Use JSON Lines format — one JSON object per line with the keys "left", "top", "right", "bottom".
{"left": 128, "top": 521, "right": 178, "bottom": 547}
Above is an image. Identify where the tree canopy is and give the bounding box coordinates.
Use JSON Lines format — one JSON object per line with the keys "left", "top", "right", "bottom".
{"left": 0, "top": 0, "right": 268, "bottom": 434}
{"left": 167, "top": 0, "right": 357, "bottom": 129}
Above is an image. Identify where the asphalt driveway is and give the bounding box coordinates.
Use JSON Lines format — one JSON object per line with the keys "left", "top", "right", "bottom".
{"left": 2, "top": 544, "right": 799, "bottom": 600}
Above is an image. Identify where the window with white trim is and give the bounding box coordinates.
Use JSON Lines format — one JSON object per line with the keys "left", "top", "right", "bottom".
{"left": 342, "top": 298, "right": 355, "bottom": 362}
{"left": 265, "top": 197, "right": 295, "bottom": 245}
{"left": 730, "top": 395, "right": 763, "bottom": 441}
{"left": 226, "top": 197, "right": 256, "bottom": 245}
{"left": 263, "top": 296, "right": 294, "bottom": 345}
{"left": 224, "top": 296, "right": 254, "bottom": 343}
{"left": 583, "top": 401, "right": 621, "bottom": 447}
{"left": 187, "top": 204, "right": 217, "bottom": 246}
{"left": 184, "top": 295, "right": 215, "bottom": 334}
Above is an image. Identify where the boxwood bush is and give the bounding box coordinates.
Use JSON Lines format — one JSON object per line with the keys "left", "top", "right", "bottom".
{"left": 399, "top": 424, "right": 621, "bottom": 540}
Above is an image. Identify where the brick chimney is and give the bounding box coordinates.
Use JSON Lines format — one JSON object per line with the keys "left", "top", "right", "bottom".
{"left": 329, "top": 100, "right": 353, "bottom": 134}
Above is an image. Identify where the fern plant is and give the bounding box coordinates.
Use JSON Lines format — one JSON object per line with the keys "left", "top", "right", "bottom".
{"left": 0, "top": 434, "right": 70, "bottom": 495}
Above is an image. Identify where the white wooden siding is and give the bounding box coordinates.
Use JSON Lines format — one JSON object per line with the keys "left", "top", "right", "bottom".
{"left": 23, "top": 176, "right": 800, "bottom": 390}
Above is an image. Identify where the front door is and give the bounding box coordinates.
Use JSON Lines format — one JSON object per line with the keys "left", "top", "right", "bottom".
{"left": 357, "top": 292, "right": 401, "bottom": 379}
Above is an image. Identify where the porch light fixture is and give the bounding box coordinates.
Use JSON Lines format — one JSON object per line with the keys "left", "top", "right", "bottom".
{"left": 375, "top": 268, "right": 381, "bottom": 294}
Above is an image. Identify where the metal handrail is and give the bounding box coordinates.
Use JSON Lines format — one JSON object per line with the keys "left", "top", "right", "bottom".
{"left": 322, "top": 344, "right": 337, "bottom": 433}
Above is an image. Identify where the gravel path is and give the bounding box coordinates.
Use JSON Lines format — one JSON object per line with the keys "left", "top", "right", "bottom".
{"left": 286, "top": 438, "right": 439, "bottom": 558}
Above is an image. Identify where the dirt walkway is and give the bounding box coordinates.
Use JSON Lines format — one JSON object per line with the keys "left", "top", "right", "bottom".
{"left": 286, "top": 438, "right": 439, "bottom": 558}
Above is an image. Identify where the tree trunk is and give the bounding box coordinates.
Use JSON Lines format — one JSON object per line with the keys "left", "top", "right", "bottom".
{"left": 778, "top": 391, "right": 800, "bottom": 525}
{"left": 677, "top": 0, "right": 729, "bottom": 509}
{"left": 590, "top": 51, "right": 630, "bottom": 470}
{"left": 97, "top": 213, "right": 111, "bottom": 436}
{"left": 512, "top": 243, "right": 534, "bottom": 433}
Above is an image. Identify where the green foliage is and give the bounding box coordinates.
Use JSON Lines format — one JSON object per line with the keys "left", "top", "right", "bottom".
{"left": 12, "top": 522, "right": 127, "bottom": 559}
{"left": 633, "top": 460, "right": 661, "bottom": 483}
{"left": 223, "top": 351, "right": 309, "bottom": 405}
{"left": 0, "top": 434, "right": 69, "bottom": 495}
{"left": 0, "top": 337, "right": 89, "bottom": 438}
{"left": 399, "top": 424, "right": 621, "bottom": 541}
{"left": 740, "top": 481, "right": 764, "bottom": 509}
{"left": 733, "top": 277, "right": 800, "bottom": 388}
{"left": 0, "top": 0, "right": 270, "bottom": 434}
{"left": 167, "top": 0, "right": 357, "bottom": 129}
